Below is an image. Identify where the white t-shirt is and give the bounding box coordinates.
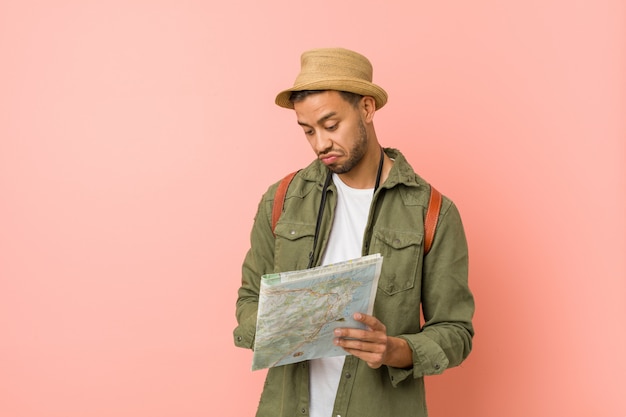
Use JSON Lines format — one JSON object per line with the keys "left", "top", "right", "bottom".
{"left": 309, "top": 173, "right": 373, "bottom": 417}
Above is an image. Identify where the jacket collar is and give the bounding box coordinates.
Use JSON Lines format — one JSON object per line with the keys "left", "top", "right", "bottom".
{"left": 299, "top": 147, "right": 424, "bottom": 189}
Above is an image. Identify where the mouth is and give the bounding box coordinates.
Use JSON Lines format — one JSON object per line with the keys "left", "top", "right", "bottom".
{"left": 319, "top": 153, "right": 341, "bottom": 165}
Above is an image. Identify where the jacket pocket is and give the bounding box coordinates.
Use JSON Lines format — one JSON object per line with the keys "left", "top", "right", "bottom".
{"left": 372, "top": 228, "right": 423, "bottom": 295}
{"left": 274, "top": 222, "right": 317, "bottom": 272}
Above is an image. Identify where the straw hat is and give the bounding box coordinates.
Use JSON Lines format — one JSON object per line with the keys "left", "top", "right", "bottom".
{"left": 275, "top": 47, "right": 388, "bottom": 110}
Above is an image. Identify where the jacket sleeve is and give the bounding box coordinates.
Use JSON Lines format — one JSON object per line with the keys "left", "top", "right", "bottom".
{"left": 390, "top": 200, "right": 475, "bottom": 383}
{"left": 233, "top": 186, "right": 277, "bottom": 350}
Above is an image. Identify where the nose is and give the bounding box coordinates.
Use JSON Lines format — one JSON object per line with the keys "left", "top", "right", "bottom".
{"left": 311, "top": 131, "right": 333, "bottom": 155}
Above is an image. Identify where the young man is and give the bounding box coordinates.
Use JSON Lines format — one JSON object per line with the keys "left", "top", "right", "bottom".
{"left": 234, "top": 47, "right": 475, "bottom": 417}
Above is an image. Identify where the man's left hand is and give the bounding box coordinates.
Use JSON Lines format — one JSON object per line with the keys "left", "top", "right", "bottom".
{"left": 333, "top": 312, "right": 413, "bottom": 369}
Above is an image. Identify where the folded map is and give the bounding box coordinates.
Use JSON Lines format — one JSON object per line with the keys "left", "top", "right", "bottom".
{"left": 252, "top": 254, "right": 383, "bottom": 370}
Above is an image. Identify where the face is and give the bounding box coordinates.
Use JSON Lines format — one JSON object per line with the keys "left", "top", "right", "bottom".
{"left": 294, "top": 91, "right": 370, "bottom": 174}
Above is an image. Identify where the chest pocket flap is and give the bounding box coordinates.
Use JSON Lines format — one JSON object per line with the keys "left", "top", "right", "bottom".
{"left": 273, "top": 222, "right": 316, "bottom": 272}
{"left": 372, "top": 228, "right": 423, "bottom": 295}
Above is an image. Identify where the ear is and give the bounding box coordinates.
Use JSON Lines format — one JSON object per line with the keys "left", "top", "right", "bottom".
{"left": 360, "top": 96, "right": 376, "bottom": 123}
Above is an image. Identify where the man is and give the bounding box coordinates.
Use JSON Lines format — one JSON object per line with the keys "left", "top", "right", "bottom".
{"left": 234, "top": 47, "right": 474, "bottom": 417}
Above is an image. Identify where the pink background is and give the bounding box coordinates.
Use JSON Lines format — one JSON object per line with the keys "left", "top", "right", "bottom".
{"left": 1, "top": 1, "right": 624, "bottom": 416}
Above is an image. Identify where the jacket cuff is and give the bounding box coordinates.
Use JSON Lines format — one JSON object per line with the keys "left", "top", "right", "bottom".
{"left": 390, "top": 334, "right": 449, "bottom": 383}
{"left": 233, "top": 313, "right": 257, "bottom": 349}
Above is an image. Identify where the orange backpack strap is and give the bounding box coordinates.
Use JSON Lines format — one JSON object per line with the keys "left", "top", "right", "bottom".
{"left": 271, "top": 171, "right": 298, "bottom": 236}
{"left": 271, "top": 173, "right": 442, "bottom": 256}
{"left": 424, "top": 185, "right": 442, "bottom": 255}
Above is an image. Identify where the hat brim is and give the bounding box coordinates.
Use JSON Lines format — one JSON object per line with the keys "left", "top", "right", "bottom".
{"left": 275, "top": 78, "right": 388, "bottom": 110}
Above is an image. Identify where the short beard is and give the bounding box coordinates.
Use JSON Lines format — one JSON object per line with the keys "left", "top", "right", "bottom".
{"left": 329, "top": 120, "right": 368, "bottom": 174}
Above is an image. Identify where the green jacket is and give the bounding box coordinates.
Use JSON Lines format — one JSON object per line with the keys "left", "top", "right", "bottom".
{"left": 234, "top": 148, "right": 474, "bottom": 417}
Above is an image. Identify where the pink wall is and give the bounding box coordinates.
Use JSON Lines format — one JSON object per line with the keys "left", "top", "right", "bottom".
{"left": 1, "top": 1, "right": 624, "bottom": 416}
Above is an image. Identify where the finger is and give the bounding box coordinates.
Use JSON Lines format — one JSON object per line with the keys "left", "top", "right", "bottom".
{"left": 337, "top": 343, "right": 385, "bottom": 369}
{"left": 353, "top": 312, "right": 386, "bottom": 332}
{"left": 334, "top": 327, "right": 385, "bottom": 343}
{"left": 335, "top": 336, "right": 386, "bottom": 353}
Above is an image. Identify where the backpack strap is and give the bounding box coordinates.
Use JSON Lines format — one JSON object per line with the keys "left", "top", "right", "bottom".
{"left": 271, "top": 172, "right": 442, "bottom": 256}
{"left": 271, "top": 171, "right": 298, "bottom": 237}
{"left": 424, "top": 185, "right": 442, "bottom": 255}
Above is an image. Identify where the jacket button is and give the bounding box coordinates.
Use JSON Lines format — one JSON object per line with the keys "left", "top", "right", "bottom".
{"left": 301, "top": 408, "right": 306, "bottom": 414}
{"left": 434, "top": 364, "right": 441, "bottom": 370}
{"left": 236, "top": 336, "right": 242, "bottom": 342}
{"left": 345, "top": 372, "right": 351, "bottom": 379}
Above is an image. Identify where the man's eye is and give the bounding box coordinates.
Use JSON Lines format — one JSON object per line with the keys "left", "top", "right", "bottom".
{"left": 305, "top": 130, "right": 314, "bottom": 136}
{"left": 326, "top": 124, "right": 338, "bottom": 131}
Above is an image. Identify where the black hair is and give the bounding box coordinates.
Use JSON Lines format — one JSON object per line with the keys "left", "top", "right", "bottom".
{"left": 288, "top": 90, "right": 363, "bottom": 108}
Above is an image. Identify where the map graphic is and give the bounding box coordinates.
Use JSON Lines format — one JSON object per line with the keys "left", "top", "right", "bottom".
{"left": 252, "top": 254, "right": 382, "bottom": 371}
